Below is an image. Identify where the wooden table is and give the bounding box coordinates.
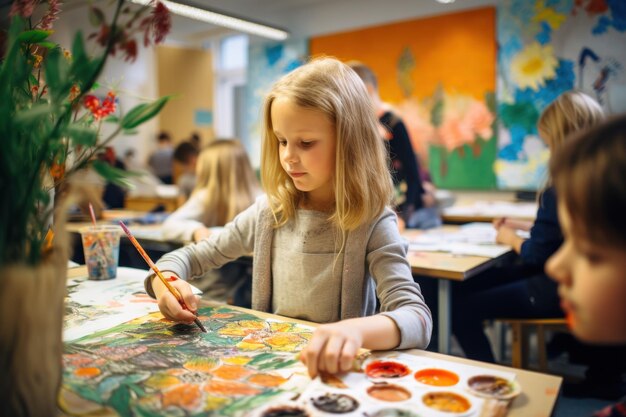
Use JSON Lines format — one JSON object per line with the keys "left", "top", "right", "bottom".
{"left": 442, "top": 200, "right": 537, "bottom": 224}
{"left": 64, "top": 266, "right": 562, "bottom": 417}
{"left": 402, "top": 227, "right": 515, "bottom": 354}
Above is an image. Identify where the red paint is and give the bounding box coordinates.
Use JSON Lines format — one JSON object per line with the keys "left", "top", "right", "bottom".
{"left": 167, "top": 276, "right": 178, "bottom": 282}
{"left": 365, "top": 361, "right": 410, "bottom": 378}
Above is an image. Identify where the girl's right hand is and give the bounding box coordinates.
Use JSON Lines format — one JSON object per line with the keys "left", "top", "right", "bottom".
{"left": 152, "top": 274, "right": 199, "bottom": 324}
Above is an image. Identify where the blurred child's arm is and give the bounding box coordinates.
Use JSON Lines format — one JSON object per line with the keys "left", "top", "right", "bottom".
{"left": 493, "top": 217, "right": 533, "bottom": 231}
{"left": 162, "top": 191, "right": 207, "bottom": 242}
{"left": 495, "top": 225, "right": 525, "bottom": 253}
{"left": 300, "top": 315, "right": 400, "bottom": 378}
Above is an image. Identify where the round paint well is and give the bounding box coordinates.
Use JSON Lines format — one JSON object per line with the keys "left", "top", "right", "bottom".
{"left": 367, "top": 384, "right": 412, "bottom": 402}
{"left": 467, "top": 375, "right": 520, "bottom": 399}
{"left": 414, "top": 368, "right": 460, "bottom": 387}
{"left": 311, "top": 393, "right": 359, "bottom": 413}
{"left": 422, "top": 392, "right": 471, "bottom": 413}
{"left": 260, "top": 405, "right": 310, "bottom": 417}
{"left": 365, "top": 360, "right": 411, "bottom": 378}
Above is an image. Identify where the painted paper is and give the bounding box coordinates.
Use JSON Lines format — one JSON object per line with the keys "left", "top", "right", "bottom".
{"left": 61, "top": 306, "right": 313, "bottom": 416}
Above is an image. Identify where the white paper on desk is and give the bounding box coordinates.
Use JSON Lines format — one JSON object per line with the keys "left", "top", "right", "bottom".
{"left": 409, "top": 242, "right": 510, "bottom": 258}
{"left": 64, "top": 267, "right": 202, "bottom": 341}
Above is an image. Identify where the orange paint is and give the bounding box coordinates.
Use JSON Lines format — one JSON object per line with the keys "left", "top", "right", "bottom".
{"left": 210, "top": 364, "right": 253, "bottom": 380}
{"left": 73, "top": 367, "right": 101, "bottom": 378}
{"left": 162, "top": 384, "right": 201, "bottom": 409}
{"left": 414, "top": 368, "right": 460, "bottom": 386}
{"left": 367, "top": 384, "right": 412, "bottom": 402}
{"left": 203, "top": 379, "right": 261, "bottom": 396}
{"left": 247, "top": 373, "right": 288, "bottom": 387}
{"left": 365, "top": 360, "right": 410, "bottom": 378}
{"left": 423, "top": 392, "right": 471, "bottom": 413}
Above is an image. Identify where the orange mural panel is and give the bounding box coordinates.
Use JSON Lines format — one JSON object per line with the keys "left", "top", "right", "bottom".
{"left": 310, "top": 7, "right": 495, "bottom": 103}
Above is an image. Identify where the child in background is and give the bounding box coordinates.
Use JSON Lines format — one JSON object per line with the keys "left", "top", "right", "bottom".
{"left": 546, "top": 114, "right": 626, "bottom": 414}
{"left": 146, "top": 57, "right": 432, "bottom": 377}
{"left": 162, "top": 139, "right": 261, "bottom": 306}
{"left": 172, "top": 141, "right": 199, "bottom": 203}
{"left": 452, "top": 91, "right": 604, "bottom": 362}
{"left": 348, "top": 61, "right": 440, "bottom": 229}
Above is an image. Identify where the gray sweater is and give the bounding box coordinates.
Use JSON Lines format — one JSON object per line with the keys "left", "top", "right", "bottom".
{"left": 148, "top": 196, "right": 432, "bottom": 350}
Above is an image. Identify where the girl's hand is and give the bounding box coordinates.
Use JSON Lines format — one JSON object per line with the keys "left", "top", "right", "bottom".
{"left": 492, "top": 217, "right": 507, "bottom": 230}
{"left": 193, "top": 227, "right": 211, "bottom": 242}
{"left": 496, "top": 225, "right": 524, "bottom": 254}
{"left": 152, "top": 274, "right": 199, "bottom": 323}
{"left": 300, "top": 322, "right": 363, "bottom": 378}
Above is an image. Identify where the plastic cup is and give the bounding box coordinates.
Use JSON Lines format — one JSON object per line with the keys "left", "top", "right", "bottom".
{"left": 79, "top": 225, "right": 121, "bottom": 280}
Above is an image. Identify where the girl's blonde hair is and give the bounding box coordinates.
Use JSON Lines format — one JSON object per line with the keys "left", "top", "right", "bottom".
{"left": 193, "top": 139, "right": 260, "bottom": 227}
{"left": 261, "top": 57, "right": 394, "bottom": 231}
{"left": 538, "top": 91, "right": 604, "bottom": 152}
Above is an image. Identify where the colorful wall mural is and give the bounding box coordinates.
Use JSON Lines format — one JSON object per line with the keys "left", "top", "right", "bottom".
{"left": 245, "top": 39, "right": 308, "bottom": 168}
{"left": 496, "top": 0, "right": 626, "bottom": 189}
{"left": 310, "top": 8, "right": 498, "bottom": 189}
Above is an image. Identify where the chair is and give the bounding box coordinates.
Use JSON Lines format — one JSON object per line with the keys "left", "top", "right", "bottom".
{"left": 495, "top": 318, "right": 568, "bottom": 372}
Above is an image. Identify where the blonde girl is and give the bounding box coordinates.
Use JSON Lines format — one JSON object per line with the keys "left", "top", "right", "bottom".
{"left": 162, "top": 139, "right": 261, "bottom": 305}
{"left": 494, "top": 91, "right": 604, "bottom": 252}
{"left": 163, "top": 139, "right": 261, "bottom": 243}
{"left": 146, "top": 57, "right": 432, "bottom": 378}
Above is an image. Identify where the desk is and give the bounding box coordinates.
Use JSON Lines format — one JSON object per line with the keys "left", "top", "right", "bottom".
{"left": 63, "top": 266, "right": 561, "bottom": 417}
{"left": 442, "top": 200, "right": 537, "bottom": 224}
{"left": 403, "top": 227, "right": 514, "bottom": 354}
{"left": 124, "top": 195, "right": 179, "bottom": 212}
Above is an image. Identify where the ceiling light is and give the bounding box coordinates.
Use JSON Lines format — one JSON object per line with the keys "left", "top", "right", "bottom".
{"left": 436, "top": 0, "right": 456, "bottom": 3}
{"left": 128, "top": 0, "right": 289, "bottom": 40}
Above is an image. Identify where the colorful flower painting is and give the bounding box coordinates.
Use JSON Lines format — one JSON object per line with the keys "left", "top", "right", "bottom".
{"left": 496, "top": 0, "right": 626, "bottom": 189}
{"left": 61, "top": 306, "right": 313, "bottom": 416}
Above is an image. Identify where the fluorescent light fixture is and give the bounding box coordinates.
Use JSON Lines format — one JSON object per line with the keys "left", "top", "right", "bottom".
{"left": 128, "top": 0, "right": 289, "bottom": 40}
{"left": 436, "top": 0, "right": 456, "bottom": 3}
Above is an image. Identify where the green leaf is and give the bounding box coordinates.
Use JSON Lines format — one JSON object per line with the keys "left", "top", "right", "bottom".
{"left": 36, "top": 41, "right": 57, "bottom": 49}
{"left": 66, "top": 124, "right": 98, "bottom": 146}
{"left": 17, "top": 29, "right": 52, "bottom": 43}
{"left": 92, "top": 160, "right": 133, "bottom": 188}
{"left": 14, "top": 103, "right": 55, "bottom": 126}
{"left": 104, "top": 115, "right": 120, "bottom": 123}
{"left": 120, "top": 96, "right": 171, "bottom": 129}
{"left": 44, "top": 48, "right": 71, "bottom": 102}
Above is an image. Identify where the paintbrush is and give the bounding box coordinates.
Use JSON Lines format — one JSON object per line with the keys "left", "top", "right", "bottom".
{"left": 118, "top": 221, "right": 207, "bottom": 333}
{"left": 88, "top": 203, "right": 111, "bottom": 268}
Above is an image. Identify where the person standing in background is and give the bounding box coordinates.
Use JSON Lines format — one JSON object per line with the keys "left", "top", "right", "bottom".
{"left": 148, "top": 131, "right": 174, "bottom": 184}
{"left": 348, "top": 61, "right": 440, "bottom": 229}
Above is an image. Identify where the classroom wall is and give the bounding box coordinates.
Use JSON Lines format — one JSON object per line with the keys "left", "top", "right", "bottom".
{"left": 310, "top": 7, "right": 498, "bottom": 190}
{"left": 156, "top": 46, "right": 214, "bottom": 146}
{"left": 495, "top": 0, "right": 626, "bottom": 189}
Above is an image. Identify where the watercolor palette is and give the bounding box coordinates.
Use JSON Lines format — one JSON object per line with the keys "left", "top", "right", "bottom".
{"left": 253, "top": 352, "right": 520, "bottom": 417}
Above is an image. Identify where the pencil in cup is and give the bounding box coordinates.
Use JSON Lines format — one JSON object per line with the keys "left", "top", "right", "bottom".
{"left": 118, "top": 221, "right": 207, "bottom": 332}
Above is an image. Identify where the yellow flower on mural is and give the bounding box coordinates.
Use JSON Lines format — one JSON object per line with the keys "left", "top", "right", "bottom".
{"left": 510, "top": 42, "right": 558, "bottom": 91}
